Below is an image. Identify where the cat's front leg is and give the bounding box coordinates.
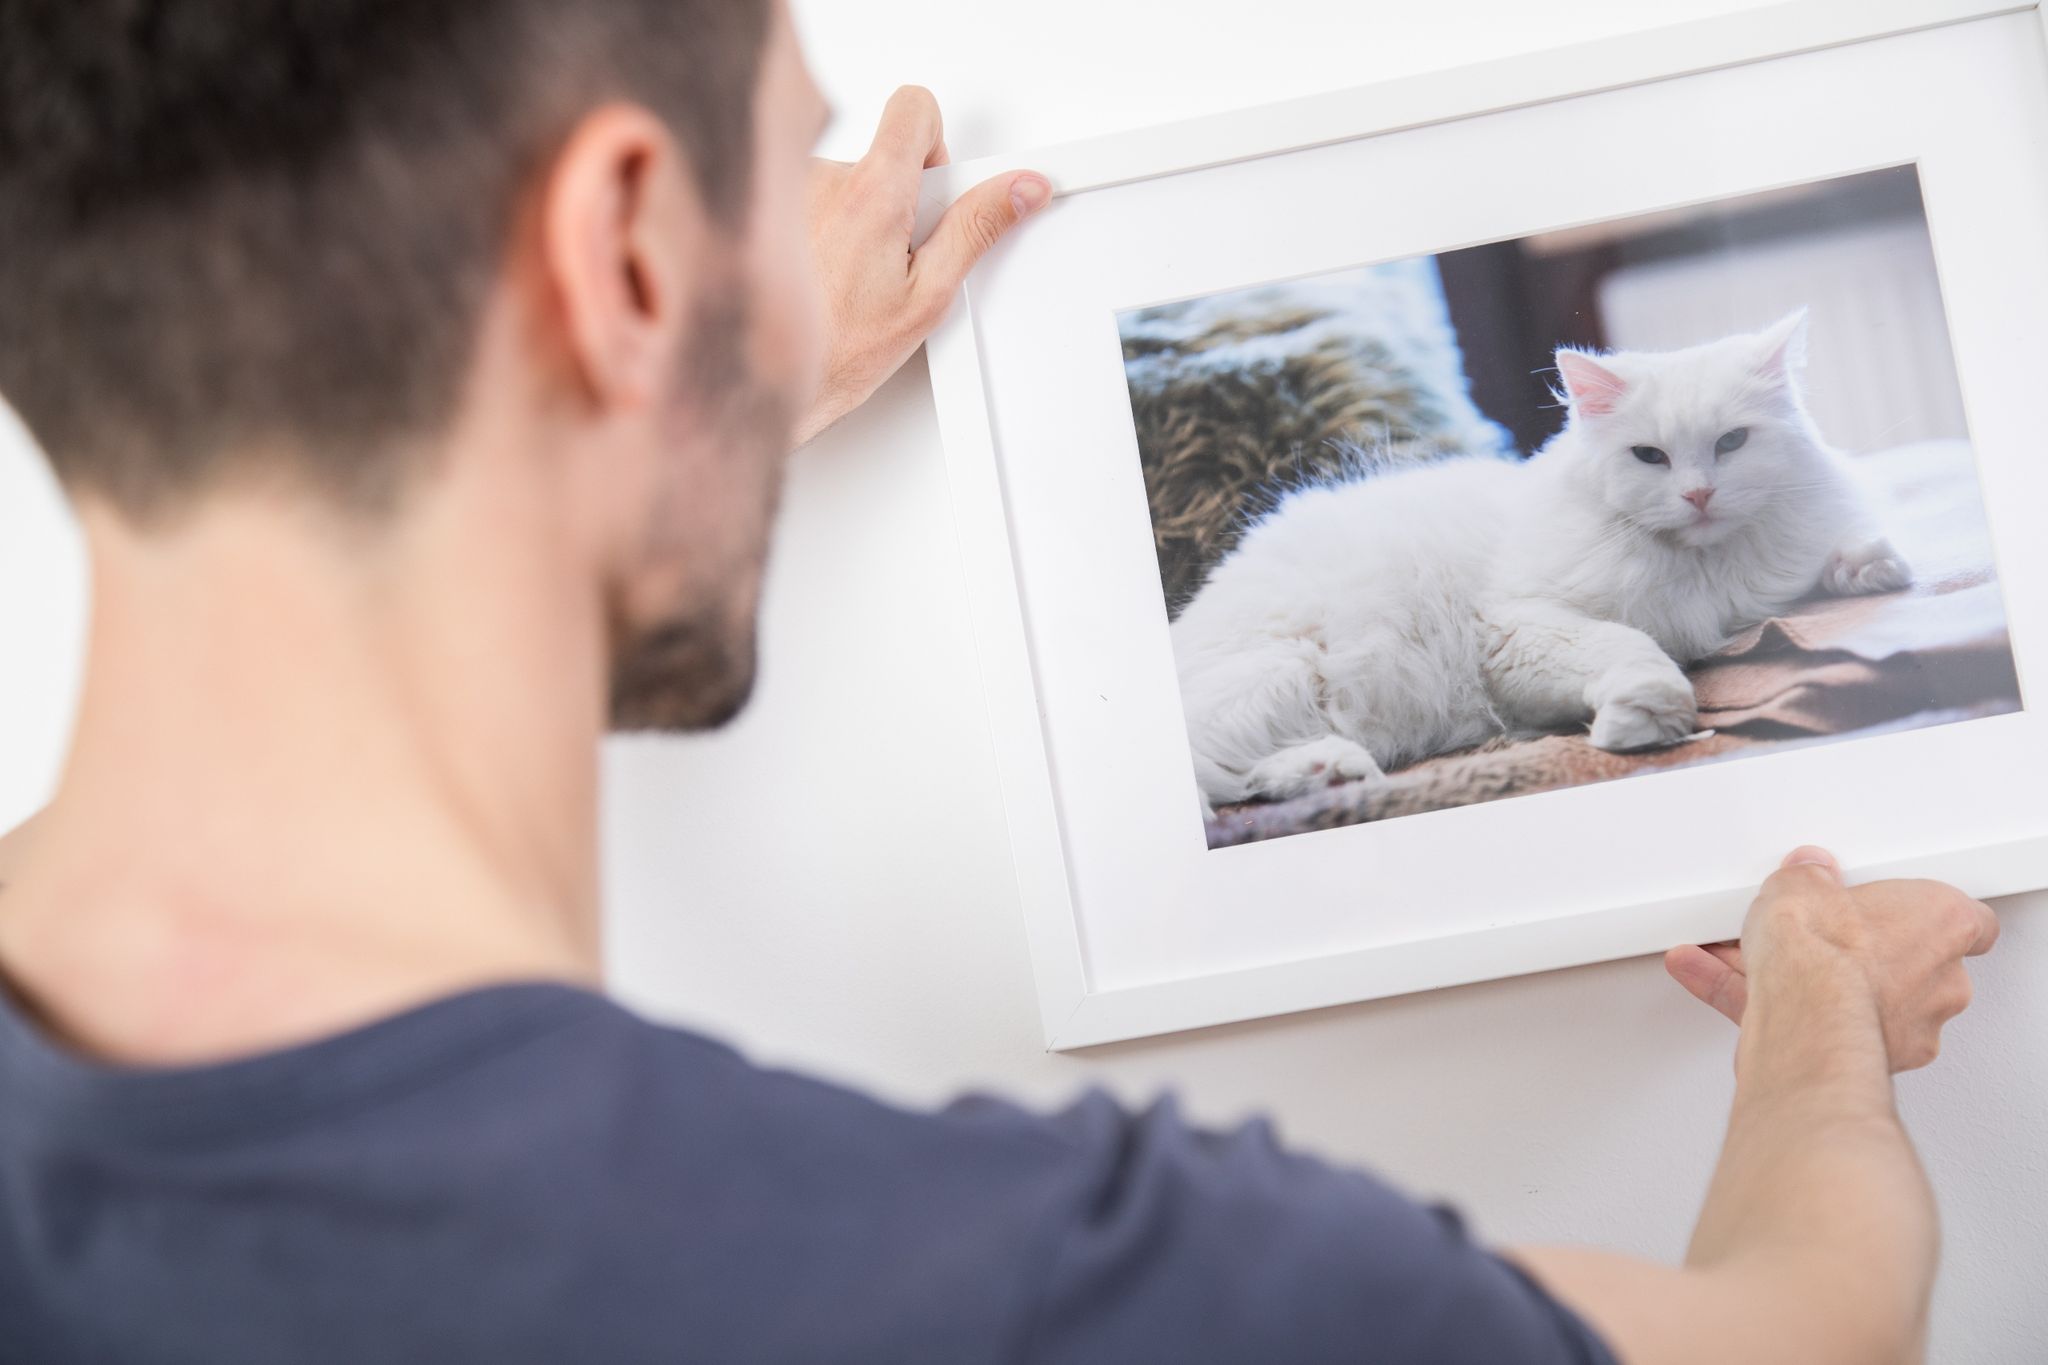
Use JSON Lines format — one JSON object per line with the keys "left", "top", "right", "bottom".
{"left": 1483, "top": 601, "right": 1699, "bottom": 752}
{"left": 1821, "top": 532, "right": 1912, "bottom": 597}
{"left": 1585, "top": 659, "right": 1699, "bottom": 753}
{"left": 1242, "top": 736, "right": 1386, "bottom": 803}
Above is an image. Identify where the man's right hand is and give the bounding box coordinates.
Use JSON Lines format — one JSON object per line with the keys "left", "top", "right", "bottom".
{"left": 1516, "top": 848, "right": 1999, "bottom": 1365}
{"left": 1666, "top": 846, "right": 1999, "bottom": 1072}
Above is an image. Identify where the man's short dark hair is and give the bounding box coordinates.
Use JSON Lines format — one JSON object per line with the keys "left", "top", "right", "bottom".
{"left": 0, "top": 0, "right": 771, "bottom": 521}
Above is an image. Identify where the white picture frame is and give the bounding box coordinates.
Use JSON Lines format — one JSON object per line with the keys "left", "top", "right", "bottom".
{"left": 917, "top": 0, "right": 2048, "bottom": 1051}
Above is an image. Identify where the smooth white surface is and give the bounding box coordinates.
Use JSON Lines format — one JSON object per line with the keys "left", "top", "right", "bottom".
{"left": 0, "top": 2, "right": 2039, "bottom": 1361}
{"left": 0, "top": 399, "right": 85, "bottom": 828}
{"left": 926, "top": 8, "right": 2048, "bottom": 1046}
{"left": 917, "top": 0, "right": 2029, "bottom": 202}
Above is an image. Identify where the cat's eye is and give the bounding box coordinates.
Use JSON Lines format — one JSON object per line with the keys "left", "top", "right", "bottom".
{"left": 1715, "top": 427, "right": 1750, "bottom": 457}
{"left": 1631, "top": 445, "right": 1669, "bottom": 466}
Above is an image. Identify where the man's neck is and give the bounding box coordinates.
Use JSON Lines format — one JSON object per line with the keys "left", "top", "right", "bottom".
{"left": 0, "top": 468, "right": 609, "bottom": 1067}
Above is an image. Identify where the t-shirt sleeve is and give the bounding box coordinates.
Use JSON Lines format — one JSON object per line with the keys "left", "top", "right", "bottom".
{"left": 1015, "top": 1091, "right": 1619, "bottom": 1365}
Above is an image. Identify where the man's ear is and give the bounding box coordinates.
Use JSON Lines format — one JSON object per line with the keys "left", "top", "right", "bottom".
{"left": 539, "top": 104, "right": 707, "bottom": 410}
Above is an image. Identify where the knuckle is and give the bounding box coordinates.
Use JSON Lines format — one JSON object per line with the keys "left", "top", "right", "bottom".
{"left": 1939, "top": 892, "right": 1986, "bottom": 949}
{"left": 912, "top": 284, "right": 954, "bottom": 331}
{"left": 967, "top": 203, "right": 1010, "bottom": 252}
{"left": 1939, "top": 971, "right": 1974, "bottom": 1019}
{"left": 1892, "top": 1029, "right": 1940, "bottom": 1071}
{"left": 1758, "top": 862, "right": 1836, "bottom": 909}
{"left": 844, "top": 159, "right": 885, "bottom": 204}
{"left": 1778, "top": 863, "right": 1836, "bottom": 892}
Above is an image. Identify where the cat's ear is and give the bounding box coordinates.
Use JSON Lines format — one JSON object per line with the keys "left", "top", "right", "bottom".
{"left": 1556, "top": 350, "right": 1628, "bottom": 418}
{"left": 1753, "top": 309, "right": 1810, "bottom": 381}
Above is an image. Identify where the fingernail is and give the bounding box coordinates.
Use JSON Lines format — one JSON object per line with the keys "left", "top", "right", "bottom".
{"left": 1010, "top": 174, "right": 1051, "bottom": 216}
{"left": 1784, "top": 846, "right": 1841, "bottom": 875}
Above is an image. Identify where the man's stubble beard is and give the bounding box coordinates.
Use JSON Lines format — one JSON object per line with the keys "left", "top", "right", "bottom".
{"left": 606, "top": 284, "right": 796, "bottom": 734}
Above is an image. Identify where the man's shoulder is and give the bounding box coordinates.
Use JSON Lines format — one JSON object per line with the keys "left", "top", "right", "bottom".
{"left": 499, "top": 984, "right": 1089, "bottom": 1173}
{"left": 404, "top": 983, "right": 1090, "bottom": 1188}
{"left": 424, "top": 984, "right": 1096, "bottom": 1356}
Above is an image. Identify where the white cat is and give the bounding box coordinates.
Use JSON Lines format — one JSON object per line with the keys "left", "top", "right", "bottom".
{"left": 1174, "top": 311, "right": 1911, "bottom": 813}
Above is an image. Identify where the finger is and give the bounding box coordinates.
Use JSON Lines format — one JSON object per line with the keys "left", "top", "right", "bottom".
{"left": 1963, "top": 899, "right": 2000, "bottom": 957}
{"left": 926, "top": 134, "right": 950, "bottom": 170}
{"left": 1932, "top": 965, "right": 1974, "bottom": 1022}
{"left": 1912, "top": 882, "right": 2000, "bottom": 957}
{"left": 867, "top": 85, "right": 946, "bottom": 177}
{"left": 911, "top": 171, "right": 1052, "bottom": 303}
{"left": 1703, "top": 942, "right": 1744, "bottom": 972}
{"left": 1781, "top": 845, "right": 1842, "bottom": 877}
{"left": 1758, "top": 851, "right": 1844, "bottom": 904}
{"left": 1665, "top": 945, "right": 1748, "bottom": 1025}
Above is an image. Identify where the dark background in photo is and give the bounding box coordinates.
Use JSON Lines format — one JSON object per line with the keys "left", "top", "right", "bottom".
{"left": 1439, "top": 166, "right": 1954, "bottom": 458}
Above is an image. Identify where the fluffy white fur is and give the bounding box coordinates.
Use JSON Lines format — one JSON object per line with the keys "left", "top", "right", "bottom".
{"left": 1175, "top": 312, "right": 1911, "bottom": 812}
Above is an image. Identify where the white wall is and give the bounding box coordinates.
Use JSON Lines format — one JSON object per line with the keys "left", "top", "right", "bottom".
{"left": 1, "top": 3, "right": 2041, "bottom": 1361}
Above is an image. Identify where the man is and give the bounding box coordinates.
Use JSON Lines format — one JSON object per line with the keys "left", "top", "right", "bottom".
{"left": 0, "top": 2, "right": 2000, "bottom": 1362}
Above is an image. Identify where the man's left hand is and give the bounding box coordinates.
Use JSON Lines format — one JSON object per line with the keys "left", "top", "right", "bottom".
{"left": 795, "top": 85, "right": 1049, "bottom": 447}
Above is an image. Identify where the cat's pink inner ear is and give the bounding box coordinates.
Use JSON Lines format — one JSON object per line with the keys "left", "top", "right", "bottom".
{"left": 1558, "top": 352, "right": 1627, "bottom": 417}
{"left": 1756, "top": 311, "right": 1811, "bottom": 379}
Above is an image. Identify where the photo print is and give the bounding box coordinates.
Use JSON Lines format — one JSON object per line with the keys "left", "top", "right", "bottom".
{"left": 1119, "top": 167, "right": 2020, "bottom": 847}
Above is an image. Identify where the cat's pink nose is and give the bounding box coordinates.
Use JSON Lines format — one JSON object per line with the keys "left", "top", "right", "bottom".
{"left": 1683, "top": 487, "right": 1716, "bottom": 512}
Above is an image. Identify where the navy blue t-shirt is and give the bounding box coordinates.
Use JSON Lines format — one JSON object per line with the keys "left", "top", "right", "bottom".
{"left": 0, "top": 981, "right": 1616, "bottom": 1363}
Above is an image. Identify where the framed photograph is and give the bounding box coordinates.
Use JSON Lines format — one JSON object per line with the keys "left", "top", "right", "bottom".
{"left": 918, "top": 0, "right": 2048, "bottom": 1050}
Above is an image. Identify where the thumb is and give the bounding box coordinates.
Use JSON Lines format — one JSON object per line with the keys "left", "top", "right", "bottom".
{"left": 1781, "top": 845, "right": 1842, "bottom": 880}
{"left": 912, "top": 171, "right": 1051, "bottom": 304}
{"left": 1754, "top": 843, "right": 1844, "bottom": 912}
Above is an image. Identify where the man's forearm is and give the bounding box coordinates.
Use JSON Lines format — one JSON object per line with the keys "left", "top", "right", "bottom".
{"left": 1518, "top": 860, "right": 1988, "bottom": 1365}
{"left": 1687, "top": 986, "right": 1925, "bottom": 1358}
{"left": 1679, "top": 965, "right": 1933, "bottom": 1358}
{"left": 1684, "top": 964, "right": 1936, "bottom": 1360}
{"left": 1679, "top": 961, "right": 1933, "bottom": 1285}
{"left": 1516, "top": 968, "right": 1936, "bottom": 1365}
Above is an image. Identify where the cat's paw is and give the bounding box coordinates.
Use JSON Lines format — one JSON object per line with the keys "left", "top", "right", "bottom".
{"left": 1588, "top": 665, "right": 1699, "bottom": 753}
{"left": 1244, "top": 736, "right": 1385, "bottom": 802}
{"left": 1822, "top": 535, "right": 1912, "bottom": 597}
